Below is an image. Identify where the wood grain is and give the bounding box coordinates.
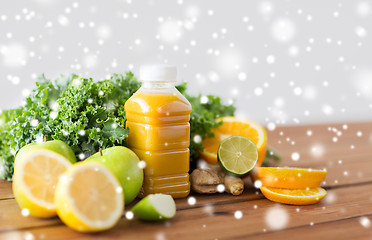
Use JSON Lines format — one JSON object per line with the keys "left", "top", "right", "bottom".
{"left": 0, "top": 181, "right": 12, "bottom": 200}
{"left": 246, "top": 215, "right": 372, "bottom": 240}
{"left": 1, "top": 183, "right": 372, "bottom": 239}
{"left": 267, "top": 121, "right": 372, "bottom": 163}
{"left": 0, "top": 199, "right": 61, "bottom": 232}
{"left": 0, "top": 121, "right": 371, "bottom": 239}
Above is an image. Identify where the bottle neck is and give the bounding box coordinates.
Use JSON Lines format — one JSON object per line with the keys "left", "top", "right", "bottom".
{"left": 142, "top": 81, "right": 175, "bottom": 89}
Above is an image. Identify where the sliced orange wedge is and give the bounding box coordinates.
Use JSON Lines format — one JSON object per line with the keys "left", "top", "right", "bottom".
{"left": 252, "top": 167, "right": 327, "bottom": 189}
{"left": 200, "top": 117, "right": 267, "bottom": 166}
{"left": 260, "top": 186, "right": 327, "bottom": 205}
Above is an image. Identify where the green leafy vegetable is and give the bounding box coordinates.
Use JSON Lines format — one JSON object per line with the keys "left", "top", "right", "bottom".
{"left": 0, "top": 73, "right": 235, "bottom": 180}
{"left": 261, "top": 147, "right": 282, "bottom": 167}
{"left": 176, "top": 83, "right": 235, "bottom": 169}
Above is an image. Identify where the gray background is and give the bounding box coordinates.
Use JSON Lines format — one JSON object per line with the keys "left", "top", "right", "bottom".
{"left": 1, "top": 0, "right": 372, "bottom": 127}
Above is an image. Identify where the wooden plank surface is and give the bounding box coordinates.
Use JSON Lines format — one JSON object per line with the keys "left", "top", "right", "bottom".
{"left": 0, "top": 121, "right": 371, "bottom": 239}
{"left": 246, "top": 215, "right": 372, "bottom": 240}
{"left": 0, "top": 181, "right": 12, "bottom": 200}
{"left": 1, "top": 183, "right": 372, "bottom": 239}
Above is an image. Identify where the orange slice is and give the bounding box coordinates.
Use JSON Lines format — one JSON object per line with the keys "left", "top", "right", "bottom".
{"left": 200, "top": 117, "right": 267, "bottom": 166}
{"left": 252, "top": 167, "right": 327, "bottom": 189}
{"left": 260, "top": 186, "right": 327, "bottom": 205}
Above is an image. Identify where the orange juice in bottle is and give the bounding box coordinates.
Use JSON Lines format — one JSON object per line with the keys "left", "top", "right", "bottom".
{"left": 124, "top": 65, "right": 191, "bottom": 198}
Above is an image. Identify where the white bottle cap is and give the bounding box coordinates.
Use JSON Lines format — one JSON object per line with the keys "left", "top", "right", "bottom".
{"left": 139, "top": 64, "right": 177, "bottom": 82}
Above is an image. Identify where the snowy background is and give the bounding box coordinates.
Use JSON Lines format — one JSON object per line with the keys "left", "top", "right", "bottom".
{"left": 1, "top": 0, "right": 372, "bottom": 126}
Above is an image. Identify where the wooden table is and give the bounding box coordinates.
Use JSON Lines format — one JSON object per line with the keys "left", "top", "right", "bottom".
{"left": 1, "top": 122, "right": 372, "bottom": 239}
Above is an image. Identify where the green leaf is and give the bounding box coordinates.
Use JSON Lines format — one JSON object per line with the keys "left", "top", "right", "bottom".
{"left": 102, "top": 118, "right": 129, "bottom": 144}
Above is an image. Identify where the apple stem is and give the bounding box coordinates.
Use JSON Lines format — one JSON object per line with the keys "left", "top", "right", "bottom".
{"left": 44, "top": 135, "right": 47, "bottom": 143}
{"left": 99, "top": 148, "right": 103, "bottom": 156}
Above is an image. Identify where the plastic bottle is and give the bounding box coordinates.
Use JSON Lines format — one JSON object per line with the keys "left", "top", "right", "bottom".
{"left": 124, "top": 65, "right": 191, "bottom": 198}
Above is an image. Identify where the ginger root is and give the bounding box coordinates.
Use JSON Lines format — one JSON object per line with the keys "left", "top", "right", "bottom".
{"left": 190, "top": 168, "right": 223, "bottom": 194}
{"left": 190, "top": 167, "right": 244, "bottom": 195}
{"left": 224, "top": 175, "right": 244, "bottom": 196}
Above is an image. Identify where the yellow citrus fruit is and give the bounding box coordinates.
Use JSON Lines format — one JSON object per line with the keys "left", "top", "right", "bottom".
{"left": 55, "top": 162, "right": 124, "bottom": 232}
{"left": 260, "top": 186, "right": 327, "bottom": 205}
{"left": 12, "top": 149, "right": 73, "bottom": 218}
{"left": 200, "top": 117, "right": 267, "bottom": 166}
{"left": 252, "top": 167, "right": 327, "bottom": 189}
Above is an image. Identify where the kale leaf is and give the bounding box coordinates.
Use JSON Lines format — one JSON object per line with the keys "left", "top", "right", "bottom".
{"left": 177, "top": 82, "right": 235, "bottom": 170}
{"left": 0, "top": 73, "right": 140, "bottom": 180}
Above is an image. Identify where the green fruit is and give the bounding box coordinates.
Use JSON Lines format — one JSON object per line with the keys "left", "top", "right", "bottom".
{"left": 217, "top": 135, "right": 258, "bottom": 176}
{"left": 15, "top": 140, "right": 77, "bottom": 166}
{"left": 86, "top": 146, "right": 144, "bottom": 205}
{"left": 131, "top": 194, "right": 176, "bottom": 221}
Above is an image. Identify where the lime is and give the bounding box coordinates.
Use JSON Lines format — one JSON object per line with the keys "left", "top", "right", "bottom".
{"left": 131, "top": 194, "right": 176, "bottom": 221}
{"left": 217, "top": 135, "right": 258, "bottom": 176}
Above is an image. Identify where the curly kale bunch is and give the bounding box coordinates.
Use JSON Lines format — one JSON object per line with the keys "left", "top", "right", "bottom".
{"left": 0, "top": 73, "right": 141, "bottom": 180}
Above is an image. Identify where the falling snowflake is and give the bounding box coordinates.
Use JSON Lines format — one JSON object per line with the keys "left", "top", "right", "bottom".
{"left": 293, "top": 87, "right": 303, "bottom": 96}
{"left": 352, "top": 69, "right": 372, "bottom": 100}
{"left": 96, "top": 24, "right": 112, "bottom": 39}
{"left": 24, "top": 232, "right": 35, "bottom": 240}
{"left": 266, "top": 55, "right": 275, "bottom": 64}
{"left": 271, "top": 18, "right": 296, "bottom": 42}
{"left": 138, "top": 161, "right": 146, "bottom": 169}
{"left": 356, "top": 2, "right": 371, "bottom": 17}
{"left": 288, "top": 45, "right": 300, "bottom": 57}
{"left": 158, "top": 20, "right": 182, "bottom": 43}
{"left": 234, "top": 210, "right": 243, "bottom": 219}
{"left": 267, "top": 122, "right": 276, "bottom": 131}
{"left": 0, "top": 160, "right": 6, "bottom": 178}
{"left": 30, "top": 119, "right": 39, "bottom": 127}
{"left": 57, "top": 15, "right": 70, "bottom": 26}
{"left": 311, "top": 144, "right": 325, "bottom": 157}
{"left": 359, "top": 217, "right": 371, "bottom": 228}
{"left": 324, "top": 191, "right": 337, "bottom": 204}
{"left": 258, "top": 1, "right": 274, "bottom": 17}
{"left": 203, "top": 204, "right": 214, "bottom": 216}
{"left": 254, "top": 180, "right": 263, "bottom": 188}
{"left": 265, "top": 206, "right": 289, "bottom": 230}
{"left": 83, "top": 54, "right": 98, "bottom": 68}
{"left": 217, "top": 184, "right": 225, "bottom": 193}
{"left": 355, "top": 26, "right": 367, "bottom": 38}
{"left": 185, "top": 5, "right": 200, "bottom": 19}
{"left": 21, "top": 208, "right": 30, "bottom": 217}
{"left": 0, "top": 43, "right": 28, "bottom": 67}
{"left": 322, "top": 104, "right": 334, "bottom": 116}
{"left": 187, "top": 196, "right": 196, "bottom": 205}
{"left": 208, "top": 72, "right": 219, "bottom": 82}
{"left": 193, "top": 134, "right": 202, "bottom": 143}
{"left": 238, "top": 72, "right": 247, "bottom": 81}
{"left": 291, "top": 152, "right": 300, "bottom": 161}
{"left": 125, "top": 211, "right": 134, "bottom": 220}
{"left": 254, "top": 87, "right": 263, "bottom": 96}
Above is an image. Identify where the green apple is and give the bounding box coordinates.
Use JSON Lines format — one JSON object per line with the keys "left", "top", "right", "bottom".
{"left": 131, "top": 194, "right": 176, "bottom": 221}
{"left": 15, "top": 140, "right": 77, "bottom": 166}
{"left": 85, "top": 146, "right": 144, "bottom": 205}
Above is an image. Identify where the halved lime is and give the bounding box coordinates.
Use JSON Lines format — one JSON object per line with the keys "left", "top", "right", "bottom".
{"left": 217, "top": 135, "right": 258, "bottom": 176}
{"left": 131, "top": 194, "right": 176, "bottom": 221}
